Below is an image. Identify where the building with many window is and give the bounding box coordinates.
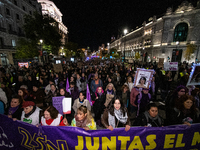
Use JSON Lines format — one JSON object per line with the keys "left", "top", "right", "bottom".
{"left": 37, "top": 0, "right": 68, "bottom": 46}
{"left": 0, "top": 0, "right": 41, "bottom": 65}
{"left": 110, "top": 1, "right": 200, "bottom": 63}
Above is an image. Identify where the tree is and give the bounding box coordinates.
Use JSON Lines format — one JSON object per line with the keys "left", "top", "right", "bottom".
{"left": 184, "top": 44, "right": 196, "bottom": 62}
{"left": 109, "top": 48, "right": 117, "bottom": 55}
{"left": 15, "top": 39, "right": 39, "bottom": 59}
{"left": 64, "top": 42, "right": 78, "bottom": 58}
{"left": 135, "top": 52, "right": 140, "bottom": 60}
{"left": 23, "top": 12, "right": 62, "bottom": 55}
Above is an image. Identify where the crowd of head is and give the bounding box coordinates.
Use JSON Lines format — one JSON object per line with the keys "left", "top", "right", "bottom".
{"left": 0, "top": 60, "right": 199, "bottom": 131}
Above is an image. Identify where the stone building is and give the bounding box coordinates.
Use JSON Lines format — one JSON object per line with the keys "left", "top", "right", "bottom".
{"left": 0, "top": 0, "right": 41, "bottom": 65}
{"left": 110, "top": 1, "right": 200, "bottom": 63}
{"left": 37, "top": 0, "right": 68, "bottom": 46}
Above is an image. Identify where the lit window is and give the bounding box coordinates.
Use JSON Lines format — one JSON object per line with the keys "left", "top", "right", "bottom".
{"left": 12, "top": 40, "right": 16, "bottom": 47}
{"left": 173, "top": 23, "right": 188, "bottom": 42}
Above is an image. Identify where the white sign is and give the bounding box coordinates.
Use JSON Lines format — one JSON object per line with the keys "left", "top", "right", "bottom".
{"left": 133, "top": 68, "right": 154, "bottom": 89}
{"left": 18, "top": 62, "right": 29, "bottom": 68}
{"left": 62, "top": 98, "right": 72, "bottom": 114}
{"left": 164, "top": 62, "right": 178, "bottom": 71}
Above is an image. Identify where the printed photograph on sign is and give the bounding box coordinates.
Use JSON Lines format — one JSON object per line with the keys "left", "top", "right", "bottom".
{"left": 187, "top": 64, "right": 200, "bottom": 86}
{"left": 134, "top": 68, "right": 154, "bottom": 89}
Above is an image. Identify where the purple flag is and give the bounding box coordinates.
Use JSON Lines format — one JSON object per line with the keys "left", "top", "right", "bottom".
{"left": 86, "top": 84, "right": 92, "bottom": 106}
{"left": 66, "top": 77, "right": 69, "bottom": 91}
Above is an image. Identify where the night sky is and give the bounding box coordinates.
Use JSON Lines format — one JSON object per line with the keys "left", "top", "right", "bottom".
{"left": 52, "top": 0, "right": 197, "bottom": 51}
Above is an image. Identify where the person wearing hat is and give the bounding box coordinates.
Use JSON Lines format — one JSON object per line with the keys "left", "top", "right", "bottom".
{"left": 29, "top": 83, "right": 45, "bottom": 108}
{"left": 21, "top": 101, "right": 41, "bottom": 125}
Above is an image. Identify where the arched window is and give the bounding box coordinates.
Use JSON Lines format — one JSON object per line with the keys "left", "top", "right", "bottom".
{"left": 173, "top": 23, "right": 188, "bottom": 42}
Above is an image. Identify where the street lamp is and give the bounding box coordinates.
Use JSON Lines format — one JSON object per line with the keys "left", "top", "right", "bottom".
{"left": 40, "top": 39, "right": 43, "bottom": 63}
{"left": 142, "top": 47, "right": 145, "bottom": 62}
{"left": 124, "top": 29, "right": 128, "bottom": 63}
{"left": 107, "top": 43, "right": 110, "bottom": 54}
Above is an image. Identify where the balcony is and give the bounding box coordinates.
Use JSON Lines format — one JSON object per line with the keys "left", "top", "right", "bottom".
{"left": 1, "top": 45, "right": 16, "bottom": 50}
{"left": 0, "top": 27, "right": 6, "bottom": 32}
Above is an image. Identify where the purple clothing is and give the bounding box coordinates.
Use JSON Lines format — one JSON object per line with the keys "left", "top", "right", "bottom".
{"left": 8, "top": 106, "right": 19, "bottom": 115}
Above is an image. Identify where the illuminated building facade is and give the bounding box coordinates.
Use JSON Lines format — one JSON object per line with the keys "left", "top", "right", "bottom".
{"left": 37, "top": 0, "right": 68, "bottom": 45}
{"left": 0, "top": 0, "right": 41, "bottom": 65}
{"left": 110, "top": 1, "right": 200, "bottom": 63}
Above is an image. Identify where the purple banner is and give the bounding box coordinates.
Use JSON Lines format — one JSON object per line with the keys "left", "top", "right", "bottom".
{"left": 0, "top": 114, "right": 200, "bottom": 150}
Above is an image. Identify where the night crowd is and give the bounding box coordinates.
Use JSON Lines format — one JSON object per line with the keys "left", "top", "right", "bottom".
{"left": 0, "top": 59, "right": 200, "bottom": 131}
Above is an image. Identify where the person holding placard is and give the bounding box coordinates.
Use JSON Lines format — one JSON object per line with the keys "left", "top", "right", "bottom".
{"left": 41, "top": 106, "right": 65, "bottom": 126}
{"left": 72, "top": 91, "right": 91, "bottom": 114}
{"left": 71, "top": 106, "right": 96, "bottom": 130}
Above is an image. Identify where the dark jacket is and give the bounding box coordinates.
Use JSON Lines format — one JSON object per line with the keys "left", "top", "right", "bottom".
{"left": 167, "top": 107, "right": 199, "bottom": 126}
{"left": 30, "top": 89, "right": 45, "bottom": 106}
{"left": 134, "top": 111, "right": 164, "bottom": 127}
{"left": 5, "top": 106, "right": 23, "bottom": 120}
{"left": 93, "top": 93, "right": 106, "bottom": 121}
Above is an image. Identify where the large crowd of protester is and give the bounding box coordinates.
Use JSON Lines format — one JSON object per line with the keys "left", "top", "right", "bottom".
{"left": 1, "top": 59, "right": 200, "bottom": 131}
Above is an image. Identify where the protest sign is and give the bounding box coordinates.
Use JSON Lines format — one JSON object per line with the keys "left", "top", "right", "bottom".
{"left": 62, "top": 98, "right": 72, "bottom": 114}
{"left": 158, "top": 58, "right": 164, "bottom": 68}
{"left": 52, "top": 96, "right": 65, "bottom": 115}
{"left": 0, "top": 114, "right": 200, "bottom": 150}
{"left": 187, "top": 64, "right": 200, "bottom": 86}
{"left": 134, "top": 68, "right": 154, "bottom": 89}
{"left": 164, "top": 62, "right": 178, "bottom": 71}
{"left": 53, "top": 64, "right": 63, "bottom": 73}
{"left": 18, "top": 62, "right": 29, "bottom": 68}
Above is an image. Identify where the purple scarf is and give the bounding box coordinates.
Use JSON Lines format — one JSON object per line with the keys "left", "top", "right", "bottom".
{"left": 8, "top": 106, "right": 19, "bottom": 115}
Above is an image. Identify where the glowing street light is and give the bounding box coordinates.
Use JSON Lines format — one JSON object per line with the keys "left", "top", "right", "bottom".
{"left": 124, "top": 29, "right": 128, "bottom": 63}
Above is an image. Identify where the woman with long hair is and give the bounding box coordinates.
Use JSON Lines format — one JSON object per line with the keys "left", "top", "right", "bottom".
{"left": 41, "top": 106, "right": 65, "bottom": 126}
{"left": 18, "top": 88, "right": 30, "bottom": 101}
{"left": 71, "top": 106, "right": 96, "bottom": 130}
{"left": 165, "top": 85, "right": 188, "bottom": 125}
{"left": 101, "top": 96, "right": 131, "bottom": 131}
{"left": 104, "top": 83, "right": 116, "bottom": 107}
{"left": 167, "top": 94, "right": 199, "bottom": 126}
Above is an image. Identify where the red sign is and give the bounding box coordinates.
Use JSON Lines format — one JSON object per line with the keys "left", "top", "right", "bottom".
{"left": 176, "top": 51, "right": 179, "bottom": 56}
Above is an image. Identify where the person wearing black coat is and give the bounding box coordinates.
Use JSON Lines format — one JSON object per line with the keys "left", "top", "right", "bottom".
{"left": 93, "top": 87, "right": 106, "bottom": 124}
{"left": 134, "top": 103, "right": 164, "bottom": 127}
{"left": 5, "top": 95, "right": 23, "bottom": 120}
{"left": 167, "top": 94, "right": 199, "bottom": 126}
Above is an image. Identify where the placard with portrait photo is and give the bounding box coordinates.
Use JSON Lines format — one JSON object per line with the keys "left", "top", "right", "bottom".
{"left": 187, "top": 64, "right": 200, "bottom": 86}
{"left": 133, "top": 68, "right": 154, "bottom": 89}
